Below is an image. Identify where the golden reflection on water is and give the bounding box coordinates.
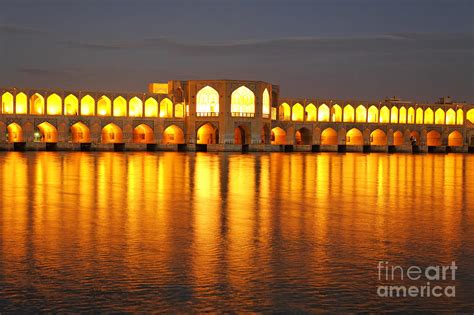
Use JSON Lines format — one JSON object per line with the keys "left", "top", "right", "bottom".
{"left": 0, "top": 152, "right": 473, "bottom": 312}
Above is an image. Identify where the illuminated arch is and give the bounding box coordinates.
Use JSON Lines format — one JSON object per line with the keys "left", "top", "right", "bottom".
{"left": 46, "top": 93, "right": 62, "bottom": 115}
{"left": 456, "top": 109, "right": 464, "bottom": 125}
{"left": 393, "top": 131, "right": 404, "bottom": 146}
{"left": 318, "top": 104, "right": 330, "bottom": 122}
{"left": 321, "top": 128, "right": 338, "bottom": 145}
{"left": 346, "top": 128, "right": 363, "bottom": 145}
{"left": 133, "top": 124, "right": 154, "bottom": 144}
{"left": 445, "top": 109, "right": 456, "bottom": 125}
{"left": 7, "top": 123, "right": 23, "bottom": 142}
{"left": 1, "top": 92, "right": 14, "bottom": 114}
{"left": 426, "top": 130, "right": 441, "bottom": 146}
{"left": 163, "top": 125, "right": 185, "bottom": 144}
{"left": 129, "top": 97, "right": 143, "bottom": 117}
{"left": 390, "top": 106, "right": 398, "bottom": 124}
{"left": 305, "top": 104, "right": 317, "bottom": 121}
{"left": 415, "top": 108, "right": 424, "bottom": 124}
{"left": 467, "top": 109, "right": 474, "bottom": 124}
{"left": 231, "top": 85, "right": 255, "bottom": 115}
{"left": 196, "top": 86, "right": 219, "bottom": 115}
{"left": 37, "top": 122, "right": 58, "bottom": 143}
{"left": 407, "top": 107, "right": 415, "bottom": 124}
{"left": 424, "top": 108, "right": 434, "bottom": 124}
{"left": 343, "top": 104, "right": 355, "bottom": 122}
{"left": 97, "top": 96, "right": 111, "bottom": 116}
{"left": 70, "top": 122, "right": 90, "bottom": 143}
{"left": 331, "top": 105, "right": 342, "bottom": 122}
{"left": 15, "top": 92, "right": 27, "bottom": 114}
{"left": 262, "top": 88, "right": 270, "bottom": 117}
{"left": 271, "top": 127, "right": 286, "bottom": 145}
{"left": 160, "top": 98, "right": 173, "bottom": 118}
{"left": 80, "top": 95, "right": 95, "bottom": 116}
{"left": 370, "top": 129, "right": 387, "bottom": 145}
{"left": 144, "top": 98, "right": 158, "bottom": 117}
{"left": 355, "top": 105, "right": 367, "bottom": 123}
{"left": 197, "top": 123, "right": 218, "bottom": 144}
{"left": 368, "top": 106, "right": 378, "bottom": 123}
{"left": 113, "top": 96, "right": 127, "bottom": 117}
{"left": 102, "top": 123, "right": 123, "bottom": 143}
{"left": 435, "top": 108, "right": 445, "bottom": 124}
{"left": 64, "top": 94, "right": 78, "bottom": 115}
{"left": 234, "top": 125, "right": 250, "bottom": 144}
{"left": 30, "top": 93, "right": 45, "bottom": 115}
{"left": 279, "top": 103, "right": 290, "bottom": 120}
{"left": 448, "top": 131, "right": 463, "bottom": 147}
{"left": 174, "top": 103, "right": 184, "bottom": 118}
{"left": 399, "top": 106, "right": 407, "bottom": 124}
{"left": 292, "top": 103, "right": 304, "bottom": 121}
{"left": 379, "top": 106, "right": 390, "bottom": 123}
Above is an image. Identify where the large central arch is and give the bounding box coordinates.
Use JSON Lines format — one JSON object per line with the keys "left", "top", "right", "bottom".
{"left": 370, "top": 129, "right": 387, "bottom": 145}
{"left": 102, "top": 123, "right": 123, "bottom": 143}
{"left": 197, "top": 123, "right": 218, "bottom": 144}
{"left": 271, "top": 127, "right": 286, "bottom": 145}
{"left": 346, "top": 128, "right": 363, "bottom": 145}
{"left": 196, "top": 86, "right": 219, "bottom": 116}
{"left": 321, "top": 128, "right": 337, "bottom": 145}
{"left": 71, "top": 122, "right": 91, "bottom": 143}
{"left": 231, "top": 86, "right": 255, "bottom": 116}
{"left": 37, "top": 122, "right": 58, "bottom": 143}
{"left": 7, "top": 123, "right": 23, "bottom": 142}
{"left": 163, "top": 125, "right": 185, "bottom": 144}
{"left": 295, "top": 127, "right": 311, "bottom": 145}
{"left": 133, "top": 124, "right": 154, "bottom": 144}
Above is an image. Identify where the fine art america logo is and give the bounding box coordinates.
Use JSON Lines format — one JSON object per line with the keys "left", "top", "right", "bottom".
{"left": 377, "top": 261, "right": 457, "bottom": 298}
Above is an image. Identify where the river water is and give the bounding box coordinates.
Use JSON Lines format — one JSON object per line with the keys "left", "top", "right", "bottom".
{"left": 0, "top": 152, "right": 473, "bottom": 312}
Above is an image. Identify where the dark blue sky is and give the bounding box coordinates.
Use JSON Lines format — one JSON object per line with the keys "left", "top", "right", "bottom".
{"left": 0, "top": 0, "right": 472, "bottom": 101}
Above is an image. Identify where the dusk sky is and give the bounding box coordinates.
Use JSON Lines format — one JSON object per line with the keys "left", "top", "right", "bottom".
{"left": 0, "top": 0, "right": 472, "bottom": 102}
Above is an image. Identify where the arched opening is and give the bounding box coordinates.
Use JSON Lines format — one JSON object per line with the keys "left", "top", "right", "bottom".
{"left": 133, "top": 124, "right": 154, "bottom": 144}
{"left": 46, "top": 93, "right": 62, "bottom": 115}
{"left": 15, "top": 92, "right": 27, "bottom": 114}
{"left": 261, "top": 124, "right": 270, "bottom": 144}
{"left": 370, "top": 129, "right": 387, "bottom": 145}
{"left": 271, "top": 127, "right": 286, "bottom": 145}
{"left": 393, "top": 131, "right": 404, "bottom": 146}
{"left": 379, "top": 106, "right": 390, "bottom": 123}
{"left": 160, "top": 98, "right": 173, "bottom": 118}
{"left": 129, "top": 97, "right": 143, "bottom": 117}
{"left": 346, "top": 128, "right": 363, "bottom": 146}
{"left": 399, "top": 106, "right": 407, "bottom": 124}
{"left": 390, "top": 106, "right": 399, "bottom": 124}
{"left": 415, "top": 108, "right": 424, "bottom": 124}
{"left": 331, "top": 105, "right": 342, "bottom": 122}
{"left": 197, "top": 123, "right": 218, "bottom": 144}
{"left": 343, "top": 104, "right": 354, "bottom": 122}
{"left": 1, "top": 92, "right": 14, "bottom": 114}
{"left": 356, "top": 105, "right": 367, "bottom": 123}
{"left": 144, "top": 97, "right": 158, "bottom": 117}
{"left": 231, "top": 86, "right": 255, "bottom": 116}
{"left": 262, "top": 88, "right": 270, "bottom": 118}
{"left": 30, "top": 93, "right": 45, "bottom": 115}
{"left": 466, "top": 109, "right": 474, "bottom": 124}
{"left": 279, "top": 103, "right": 291, "bottom": 120}
{"left": 318, "top": 104, "right": 330, "bottom": 122}
{"left": 295, "top": 127, "right": 312, "bottom": 145}
{"left": 410, "top": 131, "right": 420, "bottom": 142}
{"left": 234, "top": 125, "right": 249, "bottom": 144}
{"left": 426, "top": 130, "right": 441, "bottom": 146}
{"left": 292, "top": 103, "right": 304, "bottom": 121}
{"left": 456, "top": 109, "right": 464, "bottom": 125}
{"left": 368, "top": 106, "right": 378, "bottom": 123}
{"left": 448, "top": 131, "right": 463, "bottom": 147}
{"left": 163, "top": 125, "right": 185, "bottom": 144}
{"left": 424, "top": 108, "right": 434, "bottom": 124}
{"left": 321, "top": 128, "right": 338, "bottom": 145}
{"left": 305, "top": 104, "right": 317, "bottom": 121}
{"left": 102, "top": 123, "right": 123, "bottom": 144}
{"left": 445, "top": 109, "right": 456, "bottom": 125}
{"left": 97, "top": 96, "right": 111, "bottom": 116}
{"left": 81, "top": 95, "right": 95, "bottom": 116}
{"left": 37, "top": 122, "right": 58, "bottom": 143}
{"left": 64, "top": 94, "right": 79, "bottom": 115}
{"left": 408, "top": 107, "right": 415, "bottom": 124}
{"left": 174, "top": 103, "right": 184, "bottom": 118}
{"left": 435, "top": 108, "right": 445, "bottom": 124}
{"left": 7, "top": 123, "right": 23, "bottom": 142}
{"left": 196, "top": 86, "right": 219, "bottom": 116}
{"left": 70, "top": 122, "right": 91, "bottom": 143}
{"left": 113, "top": 96, "right": 127, "bottom": 117}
